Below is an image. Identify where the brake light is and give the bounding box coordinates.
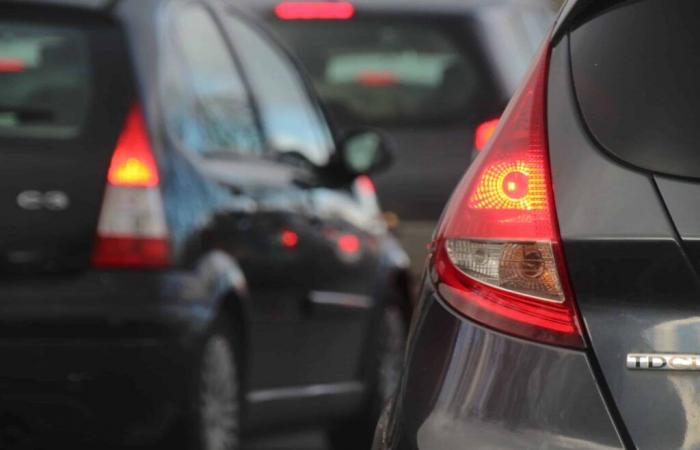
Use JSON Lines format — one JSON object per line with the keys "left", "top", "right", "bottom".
{"left": 432, "top": 44, "right": 585, "bottom": 348}
{"left": 0, "top": 58, "right": 25, "bottom": 73}
{"left": 92, "top": 104, "right": 169, "bottom": 268}
{"left": 357, "top": 70, "right": 397, "bottom": 87}
{"left": 355, "top": 175, "right": 376, "bottom": 194}
{"left": 275, "top": 2, "right": 355, "bottom": 20}
{"left": 474, "top": 118, "right": 499, "bottom": 151}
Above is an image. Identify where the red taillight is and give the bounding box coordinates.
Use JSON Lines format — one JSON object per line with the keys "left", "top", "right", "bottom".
{"left": 92, "top": 104, "right": 170, "bottom": 268}
{"left": 357, "top": 70, "right": 397, "bottom": 87}
{"left": 355, "top": 175, "right": 376, "bottom": 194}
{"left": 108, "top": 105, "right": 159, "bottom": 187}
{"left": 474, "top": 118, "right": 499, "bottom": 151}
{"left": 432, "top": 44, "right": 585, "bottom": 348}
{"left": 275, "top": 2, "right": 355, "bottom": 20}
{"left": 0, "top": 58, "right": 25, "bottom": 73}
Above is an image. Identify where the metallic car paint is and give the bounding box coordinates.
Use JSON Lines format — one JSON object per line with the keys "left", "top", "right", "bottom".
{"left": 550, "top": 35, "right": 700, "bottom": 449}
{"left": 381, "top": 282, "right": 623, "bottom": 450}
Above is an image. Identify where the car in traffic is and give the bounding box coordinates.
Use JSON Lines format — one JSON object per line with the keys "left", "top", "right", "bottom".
{"left": 0, "top": 0, "right": 411, "bottom": 448}
{"left": 239, "top": 0, "right": 556, "bottom": 276}
{"left": 372, "top": 0, "right": 700, "bottom": 449}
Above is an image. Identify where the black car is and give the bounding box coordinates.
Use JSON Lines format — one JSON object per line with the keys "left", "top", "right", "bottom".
{"left": 0, "top": 0, "right": 411, "bottom": 448}
{"left": 374, "top": 0, "right": 700, "bottom": 449}
{"left": 240, "top": 0, "right": 556, "bottom": 276}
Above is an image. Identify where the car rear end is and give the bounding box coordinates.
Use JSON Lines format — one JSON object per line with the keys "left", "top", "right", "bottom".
{"left": 376, "top": 1, "right": 700, "bottom": 449}
{"left": 0, "top": 3, "right": 196, "bottom": 445}
{"left": 256, "top": 0, "right": 555, "bottom": 277}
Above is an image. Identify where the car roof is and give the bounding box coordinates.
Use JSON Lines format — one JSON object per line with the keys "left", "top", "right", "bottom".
{"left": 239, "top": 0, "right": 553, "bottom": 16}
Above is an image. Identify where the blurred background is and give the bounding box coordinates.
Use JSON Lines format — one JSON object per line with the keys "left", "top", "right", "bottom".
{"left": 240, "top": 0, "right": 563, "bottom": 280}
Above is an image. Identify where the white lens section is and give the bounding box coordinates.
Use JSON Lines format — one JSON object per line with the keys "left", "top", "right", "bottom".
{"left": 96, "top": 185, "right": 168, "bottom": 238}
{"left": 445, "top": 239, "right": 564, "bottom": 302}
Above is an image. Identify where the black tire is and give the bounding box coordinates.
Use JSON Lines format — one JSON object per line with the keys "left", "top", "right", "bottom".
{"left": 185, "top": 325, "right": 242, "bottom": 450}
{"left": 328, "top": 305, "right": 407, "bottom": 450}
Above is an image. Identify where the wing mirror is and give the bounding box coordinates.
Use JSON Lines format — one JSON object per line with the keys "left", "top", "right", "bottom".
{"left": 338, "top": 129, "right": 394, "bottom": 177}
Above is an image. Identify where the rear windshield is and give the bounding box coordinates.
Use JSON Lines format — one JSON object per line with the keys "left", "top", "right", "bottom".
{"left": 271, "top": 18, "right": 488, "bottom": 127}
{"left": 0, "top": 23, "right": 91, "bottom": 139}
{"left": 570, "top": 0, "right": 700, "bottom": 178}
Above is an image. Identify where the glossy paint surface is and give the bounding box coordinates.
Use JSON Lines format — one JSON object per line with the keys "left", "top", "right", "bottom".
{"left": 550, "top": 34, "right": 700, "bottom": 449}
{"left": 377, "top": 281, "right": 622, "bottom": 450}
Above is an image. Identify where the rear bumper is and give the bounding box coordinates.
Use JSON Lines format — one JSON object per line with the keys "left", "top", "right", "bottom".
{"left": 377, "top": 280, "right": 625, "bottom": 450}
{"left": 0, "top": 271, "right": 216, "bottom": 445}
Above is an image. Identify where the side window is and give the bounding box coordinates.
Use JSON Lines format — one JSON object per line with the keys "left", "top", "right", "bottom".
{"left": 165, "top": 4, "right": 263, "bottom": 158}
{"left": 223, "top": 14, "right": 334, "bottom": 167}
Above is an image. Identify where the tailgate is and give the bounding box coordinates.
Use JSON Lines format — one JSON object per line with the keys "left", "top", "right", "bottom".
{"left": 0, "top": 6, "right": 133, "bottom": 273}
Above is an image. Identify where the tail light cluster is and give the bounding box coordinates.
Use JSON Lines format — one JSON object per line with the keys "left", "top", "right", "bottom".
{"left": 92, "top": 104, "right": 170, "bottom": 268}
{"left": 432, "top": 45, "right": 585, "bottom": 348}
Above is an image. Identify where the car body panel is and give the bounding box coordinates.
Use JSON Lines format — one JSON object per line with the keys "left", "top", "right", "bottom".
{"left": 375, "top": 281, "right": 623, "bottom": 450}
{"left": 549, "top": 35, "right": 700, "bottom": 450}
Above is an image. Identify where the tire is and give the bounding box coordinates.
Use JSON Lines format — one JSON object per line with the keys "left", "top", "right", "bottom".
{"left": 329, "top": 305, "right": 407, "bottom": 450}
{"left": 186, "top": 327, "right": 242, "bottom": 450}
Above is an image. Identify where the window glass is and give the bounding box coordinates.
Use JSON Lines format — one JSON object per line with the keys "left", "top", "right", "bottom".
{"left": 571, "top": 0, "right": 700, "bottom": 178}
{"left": 0, "top": 23, "right": 90, "bottom": 138}
{"left": 225, "top": 15, "right": 333, "bottom": 167}
{"left": 271, "top": 19, "right": 482, "bottom": 127}
{"left": 169, "top": 5, "right": 263, "bottom": 158}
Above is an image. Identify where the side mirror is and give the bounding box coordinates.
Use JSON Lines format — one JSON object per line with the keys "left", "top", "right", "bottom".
{"left": 338, "top": 129, "right": 393, "bottom": 177}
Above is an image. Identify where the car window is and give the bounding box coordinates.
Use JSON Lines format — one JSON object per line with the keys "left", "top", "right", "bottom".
{"left": 571, "top": 0, "right": 700, "bottom": 179}
{"left": 270, "top": 18, "right": 484, "bottom": 127}
{"left": 0, "top": 22, "right": 91, "bottom": 139}
{"left": 224, "top": 14, "right": 333, "bottom": 167}
{"left": 167, "top": 4, "right": 263, "bottom": 158}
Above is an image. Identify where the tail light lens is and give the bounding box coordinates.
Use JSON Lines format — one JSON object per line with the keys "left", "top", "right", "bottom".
{"left": 432, "top": 44, "right": 585, "bottom": 348}
{"left": 92, "top": 104, "right": 170, "bottom": 268}
{"left": 474, "top": 118, "right": 499, "bottom": 151}
{"left": 274, "top": 2, "right": 355, "bottom": 20}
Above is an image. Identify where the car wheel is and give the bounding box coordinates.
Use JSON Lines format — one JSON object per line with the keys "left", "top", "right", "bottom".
{"left": 329, "top": 305, "right": 407, "bottom": 450}
{"left": 191, "top": 330, "right": 241, "bottom": 450}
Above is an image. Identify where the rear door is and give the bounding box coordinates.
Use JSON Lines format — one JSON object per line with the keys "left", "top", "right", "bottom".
{"left": 220, "top": 10, "right": 379, "bottom": 386}
{"left": 0, "top": 6, "right": 133, "bottom": 274}
{"left": 550, "top": 2, "right": 700, "bottom": 448}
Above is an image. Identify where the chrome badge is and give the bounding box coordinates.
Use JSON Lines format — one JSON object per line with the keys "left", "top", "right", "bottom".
{"left": 627, "top": 353, "right": 700, "bottom": 371}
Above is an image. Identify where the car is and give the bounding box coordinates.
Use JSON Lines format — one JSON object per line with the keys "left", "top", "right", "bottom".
{"left": 0, "top": 0, "right": 412, "bottom": 448}
{"left": 237, "top": 0, "right": 556, "bottom": 276}
{"left": 372, "top": 0, "right": 700, "bottom": 449}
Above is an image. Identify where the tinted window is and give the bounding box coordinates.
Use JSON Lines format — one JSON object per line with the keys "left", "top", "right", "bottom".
{"left": 225, "top": 15, "right": 333, "bottom": 167}
{"left": 0, "top": 23, "right": 90, "bottom": 138}
{"left": 169, "top": 5, "right": 263, "bottom": 158}
{"left": 271, "top": 19, "right": 484, "bottom": 127}
{"left": 571, "top": 0, "right": 700, "bottom": 178}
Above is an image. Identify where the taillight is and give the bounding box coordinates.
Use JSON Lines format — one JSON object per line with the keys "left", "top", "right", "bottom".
{"left": 92, "top": 104, "right": 170, "bottom": 268}
{"left": 432, "top": 44, "right": 585, "bottom": 348}
{"left": 274, "top": 2, "right": 355, "bottom": 20}
{"left": 474, "top": 118, "right": 499, "bottom": 151}
{"left": 0, "top": 58, "right": 25, "bottom": 73}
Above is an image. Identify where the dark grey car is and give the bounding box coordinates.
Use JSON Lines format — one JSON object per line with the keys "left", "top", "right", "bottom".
{"left": 374, "top": 0, "right": 700, "bottom": 449}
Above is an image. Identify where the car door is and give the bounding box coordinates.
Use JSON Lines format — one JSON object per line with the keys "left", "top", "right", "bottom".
{"left": 219, "top": 9, "right": 384, "bottom": 387}
{"left": 159, "top": 1, "right": 324, "bottom": 394}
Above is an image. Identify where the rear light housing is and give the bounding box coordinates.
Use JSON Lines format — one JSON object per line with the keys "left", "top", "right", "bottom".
{"left": 92, "top": 104, "right": 170, "bottom": 268}
{"left": 432, "top": 44, "right": 585, "bottom": 348}
{"left": 274, "top": 2, "right": 355, "bottom": 20}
